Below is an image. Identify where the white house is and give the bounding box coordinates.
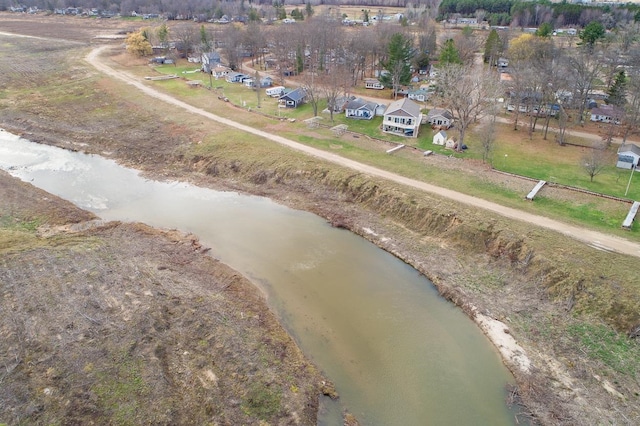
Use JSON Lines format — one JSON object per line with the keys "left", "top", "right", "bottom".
{"left": 266, "top": 86, "right": 285, "bottom": 97}
{"left": 345, "top": 98, "right": 379, "bottom": 120}
{"left": 617, "top": 143, "right": 640, "bottom": 170}
{"left": 433, "top": 130, "right": 447, "bottom": 146}
{"left": 211, "top": 64, "right": 230, "bottom": 79}
{"left": 226, "top": 72, "right": 249, "bottom": 83}
{"left": 590, "top": 105, "right": 623, "bottom": 124}
{"left": 426, "top": 108, "right": 454, "bottom": 129}
{"left": 382, "top": 98, "right": 423, "bottom": 138}
{"left": 365, "top": 78, "right": 384, "bottom": 90}
{"left": 201, "top": 51, "right": 221, "bottom": 74}
{"left": 407, "top": 88, "right": 430, "bottom": 103}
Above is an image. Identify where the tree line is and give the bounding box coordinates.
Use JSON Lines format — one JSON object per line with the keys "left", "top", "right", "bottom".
{"left": 439, "top": 0, "right": 640, "bottom": 28}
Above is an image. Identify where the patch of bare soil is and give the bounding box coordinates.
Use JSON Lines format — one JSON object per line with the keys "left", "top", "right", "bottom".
{"left": 0, "top": 171, "right": 324, "bottom": 425}
{"left": 0, "top": 12, "right": 135, "bottom": 42}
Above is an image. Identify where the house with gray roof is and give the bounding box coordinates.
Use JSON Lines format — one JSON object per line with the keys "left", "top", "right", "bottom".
{"left": 226, "top": 72, "right": 249, "bottom": 83}
{"left": 407, "top": 88, "right": 430, "bottom": 103}
{"left": 201, "top": 51, "right": 221, "bottom": 74}
{"left": 591, "top": 105, "right": 624, "bottom": 124}
{"left": 426, "top": 108, "right": 454, "bottom": 129}
{"left": 345, "top": 98, "right": 379, "bottom": 120}
{"left": 278, "top": 87, "right": 306, "bottom": 108}
{"left": 382, "top": 98, "right": 423, "bottom": 138}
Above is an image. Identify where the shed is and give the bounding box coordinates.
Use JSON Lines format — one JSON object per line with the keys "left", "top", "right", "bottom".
{"left": 617, "top": 143, "right": 640, "bottom": 170}
{"left": 365, "top": 78, "right": 384, "bottom": 90}
{"left": 433, "top": 130, "right": 447, "bottom": 146}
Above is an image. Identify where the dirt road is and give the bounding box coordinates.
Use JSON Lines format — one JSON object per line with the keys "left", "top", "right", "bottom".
{"left": 86, "top": 45, "right": 640, "bottom": 258}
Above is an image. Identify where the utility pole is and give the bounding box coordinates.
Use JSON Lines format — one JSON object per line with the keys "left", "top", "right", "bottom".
{"left": 625, "top": 164, "right": 636, "bottom": 197}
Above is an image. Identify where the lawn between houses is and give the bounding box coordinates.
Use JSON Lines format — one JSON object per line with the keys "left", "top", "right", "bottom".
{"left": 147, "top": 58, "right": 640, "bottom": 236}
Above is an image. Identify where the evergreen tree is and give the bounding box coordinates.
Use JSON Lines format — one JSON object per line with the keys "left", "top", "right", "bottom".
{"left": 291, "top": 8, "right": 304, "bottom": 21}
{"left": 439, "top": 39, "right": 461, "bottom": 65}
{"left": 607, "top": 70, "right": 627, "bottom": 107}
{"left": 305, "top": 1, "right": 314, "bottom": 18}
{"left": 296, "top": 46, "right": 304, "bottom": 73}
{"left": 483, "top": 29, "right": 500, "bottom": 65}
{"left": 579, "top": 21, "right": 605, "bottom": 50}
{"left": 200, "top": 25, "right": 211, "bottom": 52}
{"left": 248, "top": 7, "right": 260, "bottom": 22}
{"left": 379, "top": 33, "right": 414, "bottom": 99}
{"left": 157, "top": 23, "right": 169, "bottom": 49}
{"left": 536, "top": 22, "right": 553, "bottom": 38}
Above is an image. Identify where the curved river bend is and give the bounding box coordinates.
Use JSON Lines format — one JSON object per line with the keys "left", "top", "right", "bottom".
{"left": 0, "top": 131, "right": 518, "bottom": 425}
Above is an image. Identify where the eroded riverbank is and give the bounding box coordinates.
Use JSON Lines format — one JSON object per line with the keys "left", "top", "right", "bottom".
{"left": 0, "top": 168, "right": 326, "bottom": 425}
{"left": 0, "top": 18, "right": 639, "bottom": 424}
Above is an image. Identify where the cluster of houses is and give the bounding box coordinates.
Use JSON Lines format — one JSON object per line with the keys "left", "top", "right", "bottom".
{"left": 192, "top": 49, "right": 457, "bottom": 139}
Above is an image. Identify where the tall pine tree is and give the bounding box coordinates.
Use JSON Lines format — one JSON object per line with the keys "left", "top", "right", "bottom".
{"left": 380, "top": 33, "right": 414, "bottom": 99}
{"left": 483, "top": 29, "right": 501, "bottom": 65}
{"left": 439, "top": 39, "right": 461, "bottom": 65}
{"left": 607, "top": 70, "right": 627, "bottom": 107}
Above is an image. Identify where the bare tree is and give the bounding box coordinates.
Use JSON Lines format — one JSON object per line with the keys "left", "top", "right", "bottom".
{"left": 345, "top": 30, "right": 374, "bottom": 86}
{"left": 453, "top": 26, "right": 479, "bottom": 65}
{"left": 480, "top": 106, "right": 498, "bottom": 165}
{"left": 172, "top": 24, "right": 199, "bottom": 57}
{"left": 322, "top": 61, "right": 350, "bottom": 123}
{"left": 243, "top": 23, "right": 264, "bottom": 68}
{"left": 268, "top": 24, "right": 300, "bottom": 85}
{"left": 434, "top": 63, "right": 501, "bottom": 148}
{"left": 222, "top": 24, "right": 242, "bottom": 70}
{"left": 566, "top": 49, "right": 603, "bottom": 125}
{"left": 581, "top": 142, "right": 612, "bottom": 182}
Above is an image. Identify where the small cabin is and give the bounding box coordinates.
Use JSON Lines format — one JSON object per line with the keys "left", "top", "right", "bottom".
{"left": 365, "top": 78, "right": 384, "bottom": 90}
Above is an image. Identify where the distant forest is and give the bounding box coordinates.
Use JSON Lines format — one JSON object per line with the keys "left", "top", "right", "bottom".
{"left": 438, "top": 0, "right": 640, "bottom": 28}
{"left": 2, "top": 0, "right": 640, "bottom": 29}
{"left": 0, "top": 0, "right": 437, "bottom": 15}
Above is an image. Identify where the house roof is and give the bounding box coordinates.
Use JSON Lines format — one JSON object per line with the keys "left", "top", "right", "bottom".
{"left": 384, "top": 98, "right": 421, "bottom": 118}
{"left": 202, "top": 52, "right": 221, "bottom": 61}
{"left": 408, "top": 88, "right": 429, "bottom": 96}
{"left": 434, "top": 130, "right": 447, "bottom": 138}
{"left": 280, "top": 87, "right": 306, "bottom": 102}
{"left": 346, "top": 98, "right": 378, "bottom": 111}
{"left": 426, "top": 108, "right": 454, "bottom": 121}
{"left": 227, "top": 72, "right": 248, "bottom": 79}
{"left": 618, "top": 143, "right": 640, "bottom": 156}
{"left": 591, "top": 105, "right": 624, "bottom": 118}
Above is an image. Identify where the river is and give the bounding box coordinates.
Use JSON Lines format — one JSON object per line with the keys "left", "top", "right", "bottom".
{"left": 0, "top": 130, "right": 519, "bottom": 425}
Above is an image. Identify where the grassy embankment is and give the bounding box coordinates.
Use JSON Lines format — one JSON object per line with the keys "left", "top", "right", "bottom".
{"left": 1, "top": 36, "right": 639, "bottom": 424}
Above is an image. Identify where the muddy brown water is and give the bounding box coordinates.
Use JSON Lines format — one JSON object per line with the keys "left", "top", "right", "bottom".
{"left": 0, "top": 131, "right": 519, "bottom": 425}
